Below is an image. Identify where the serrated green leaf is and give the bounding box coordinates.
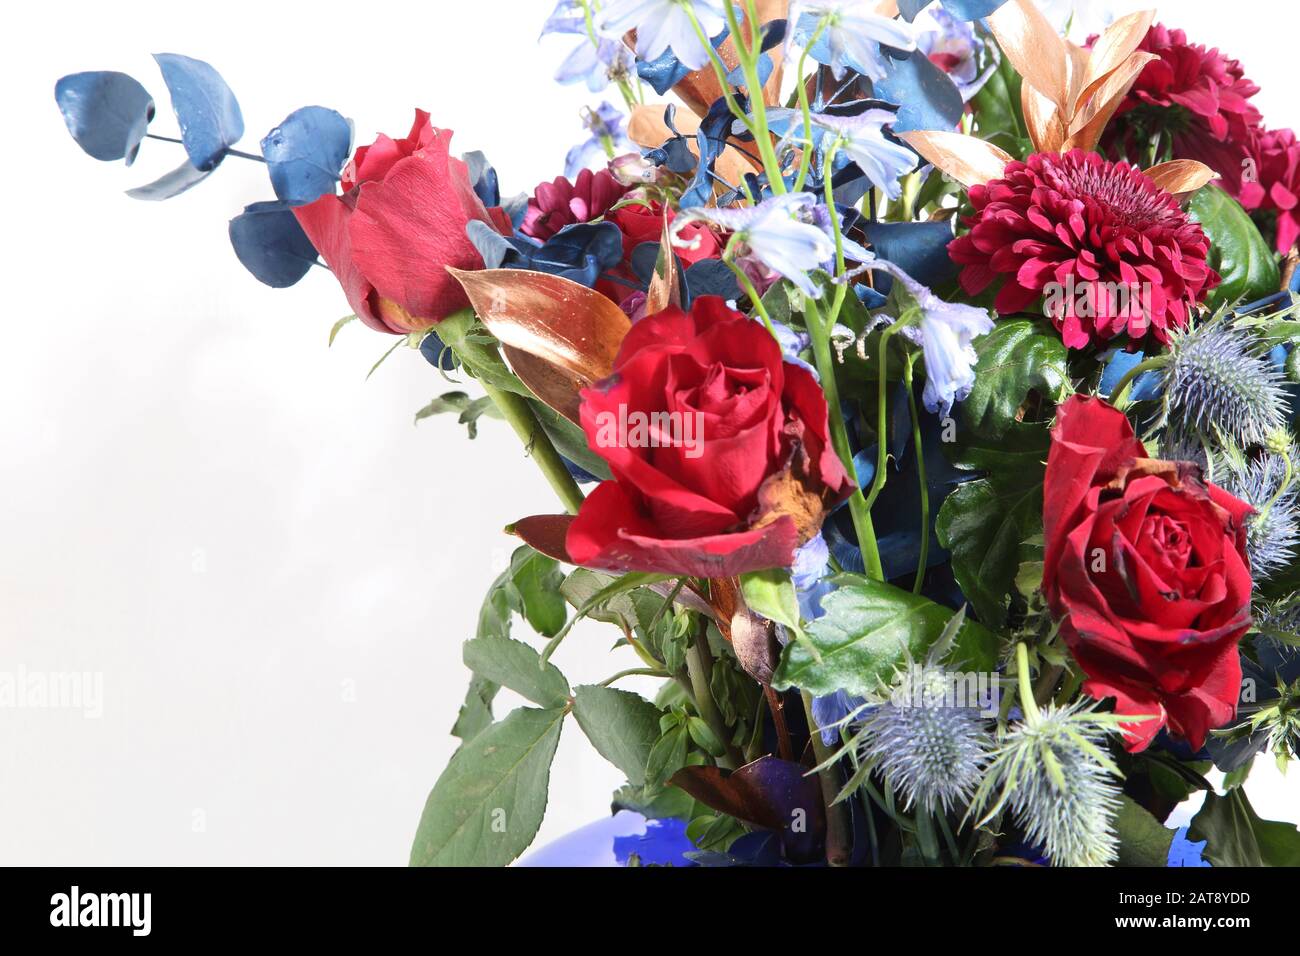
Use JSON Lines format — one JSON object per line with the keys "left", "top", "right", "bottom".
{"left": 572, "top": 685, "right": 662, "bottom": 786}
{"left": 450, "top": 674, "right": 498, "bottom": 747}
{"left": 959, "top": 319, "right": 1069, "bottom": 438}
{"left": 1113, "top": 795, "right": 1176, "bottom": 867}
{"left": 414, "top": 390, "right": 472, "bottom": 425}
{"left": 771, "top": 575, "right": 997, "bottom": 696}
{"left": 462, "top": 636, "right": 570, "bottom": 709}
{"left": 530, "top": 400, "right": 613, "bottom": 481}
{"left": 410, "top": 706, "right": 564, "bottom": 867}
{"left": 1190, "top": 186, "right": 1280, "bottom": 311}
{"left": 936, "top": 472, "right": 1043, "bottom": 628}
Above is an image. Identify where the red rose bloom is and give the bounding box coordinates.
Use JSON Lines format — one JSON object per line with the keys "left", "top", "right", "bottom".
{"left": 608, "top": 200, "right": 722, "bottom": 267}
{"left": 1101, "top": 25, "right": 1263, "bottom": 201}
{"left": 1042, "top": 396, "right": 1253, "bottom": 752}
{"left": 948, "top": 149, "right": 1218, "bottom": 349}
{"left": 566, "top": 297, "right": 853, "bottom": 578}
{"left": 519, "top": 168, "right": 630, "bottom": 241}
{"left": 1240, "top": 127, "right": 1300, "bottom": 254}
{"left": 294, "top": 110, "right": 507, "bottom": 334}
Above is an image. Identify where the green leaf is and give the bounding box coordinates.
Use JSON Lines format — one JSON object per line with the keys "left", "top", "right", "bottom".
{"left": 959, "top": 319, "right": 1069, "bottom": 439}
{"left": 508, "top": 547, "right": 568, "bottom": 638}
{"left": 771, "top": 575, "right": 998, "bottom": 696}
{"left": 936, "top": 472, "right": 1043, "bottom": 628}
{"left": 410, "top": 706, "right": 564, "bottom": 867}
{"left": 740, "top": 568, "right": 817, "bottom": 659}
{"left": 572, "top": 685, "right": 662, "bottom": 786}
{"left": 414, "top": 390, "right": 473, "bottom": 424}
{"left": 1113, "top": 795, "right": 1175, "bottom": 867}
{"left": 1190, "top": 186, "right": 1281, "bottom": 311}
{"left": 530, "top": 400, "right": 613, "bottom": 481}
{"left": 434, "top": 310, "right": 533, "bottom": 398}
{"left": 1188, "top": 788, "right": 1300, "bottom": 867}
{"left": 450, "top": 674, "right": 499, "bottom": 746}
{"left": 645, "top": 724, "right": 690, "bottom": 788}
{"left": 328, "top": 313, "right": 357, "bottom": 346}
{"left": 462, "top": 636, "right": 570, "bottom": 709}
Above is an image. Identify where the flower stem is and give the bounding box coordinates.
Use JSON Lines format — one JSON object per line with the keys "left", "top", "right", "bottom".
{"left": 728, "top": 0, "right": 787, "bottom": 195}
{"left": 1109, "top": 355, "right": 1168, "bottom": 407}
{"left": 801, "top": 690, "right": 852, "bottom": 866}
{"left": 480, "top": 382, "right": 586, "bottom": 515}
{"left": 904, "top": 354, "right": 931, "bottom": 594}
{"left": 805, "top": 297, "right": 885, "bottom": 580}
{"left": 1015, "top": 643, "right": 1041, "bottom": 725}
{"left": 686, "top": 618, "right": 740, "bottom": 769}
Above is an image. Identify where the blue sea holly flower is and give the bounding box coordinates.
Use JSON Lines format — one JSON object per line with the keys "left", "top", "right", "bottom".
{"left": 789, "top": 0, "right": 918, "bottom": 81}
{"left": 673, "top": 193, "right": 838, "bottom": 298}
{"left": 874, "top": 262, "right": 994, "bottom": 416}
{"left": 565, "top": 102, "right": 634, "bottom": 177}
{"left": 601, "top": 0, "right": 726, "bottom": 72}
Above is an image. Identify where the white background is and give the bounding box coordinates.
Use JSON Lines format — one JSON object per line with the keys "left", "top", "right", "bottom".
{"left": 1, "top": 0, "right": 1295, "bottom": 865}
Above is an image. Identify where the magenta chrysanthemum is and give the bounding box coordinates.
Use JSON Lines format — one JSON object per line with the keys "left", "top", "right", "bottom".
{"left": 948, "top": 150, "right": 1219, "bottom": 350}
{"left": 519, "top": 167, "right": 630, "bottom": 241}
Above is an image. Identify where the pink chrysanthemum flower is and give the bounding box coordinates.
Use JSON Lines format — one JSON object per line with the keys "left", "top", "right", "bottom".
{"left": 948, "top": 150, "right": 1219, "bottom": 350}
{"left": 1240, "top": 127, "right": 1300, "bottom": 254}
{"left": 519, "top": 168, "right": 630, "bottom": 241}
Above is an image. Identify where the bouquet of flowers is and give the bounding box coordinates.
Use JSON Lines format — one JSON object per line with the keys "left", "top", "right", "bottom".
{"left": 56, "top": 0, "right": 1300, "bottom": 868}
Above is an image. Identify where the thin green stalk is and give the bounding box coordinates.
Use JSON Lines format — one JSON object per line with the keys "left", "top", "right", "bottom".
{"left": 904, "top": 354, "right": 930, "bottom": 594}
{"left": 729, "top": 0, "right": 787, "bottom": 194}
{"left": 599, "top": 667, "right": 670, "bottom": 687}
{"left": 480, "top": 381, "right": 586, "bottom": 515}
{"left": 686, "top": 619, "right": 740, "bottom": 769}
{"left": 863, "top": 319, "right": 914, "bottom": 511}
{"left": 729, "top": 261, "right": 779, "bottom": 338}
{"left": 805, "top": 297, "right": 885, "bottom": 580}
{"left": 801, "top": 691, "right": 852, "bottom": 866}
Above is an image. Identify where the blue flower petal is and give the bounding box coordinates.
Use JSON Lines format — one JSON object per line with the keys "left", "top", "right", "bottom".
{"left": 1167, "top": 826, "right": 1212, "bottom": 867}
{"left": 227, "top": 200, "right": 319, "bottom": 288}
{"left": 153, "top": 53, "right": 244, "bottom": 171}
{"left": 260, "top": 106, "right": 353, "bottom": 206}
{"left": 54, "top": 71, "right": 155, "bottom": 165}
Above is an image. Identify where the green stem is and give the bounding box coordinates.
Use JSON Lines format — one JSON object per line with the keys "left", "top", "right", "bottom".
{"left": 1015, "top": 643, "right": 1041, "bottom": 725}
{"left": 686, "top": 619, "right": 739, "bottom": 769}
{"left": 1109, "top": 355, "right": 1168, "bottom": 407}
{"left": 599, "top": 667, "right": 670, "bottom": 687}
{"left": 904, "top": 354, "right": 930, "bottom": 594}
{"left": 728, "top": 0, "right": 786, "bottom": 194}
{"left": 805, "top": 297, "right": 885, "bottom": 580}
{"left": 481, "top": 382, "right": 586, "bottom": 515}
{"left": 801, "top": 691, "right": 852, "bottom": 866}
{"left": 864, "top": 320, "right": 914, "bottom": 512}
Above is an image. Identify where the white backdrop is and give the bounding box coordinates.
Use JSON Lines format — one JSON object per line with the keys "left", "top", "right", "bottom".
{"left": 1, "top": 0, "right": 1294, "bottom": 865}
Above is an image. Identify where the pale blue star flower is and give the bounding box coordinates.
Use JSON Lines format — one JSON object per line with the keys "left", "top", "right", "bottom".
{"left": 601, "top": 0, "right": 726, "bottom": 72}
{"left": 543, "top": 2, "right": 636, "bottom": 92}
{"left": 789, "top": 0, "right": 917, "bottom": 81}
{"left": 872, "top": 261, "right": 995, "bottom": 417}
{"left": 802, "top": 109, "right": 918, "bottom": 201}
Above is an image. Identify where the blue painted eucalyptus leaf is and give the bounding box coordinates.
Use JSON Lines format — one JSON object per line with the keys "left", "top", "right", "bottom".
{"left": 899, "top": 0, "right": 1010, "bottom": 18}
{"left": 260, "top": 106, "right": 353, "bottom": 206}
{"left": 153, "top": 53, "right": 244, "bottom": 171}
{"left": 871, "top": 49, "right": 964, "bottom": 133}
{"left": 228, "top": 200, "right": 319, "bottom": 288}
{"left": 54, "top": 71, "right": 155, "bottom": 164}
{"left": 125, "top": 161, "right": 213, "bottom": 201}
{"left": 861, "top": 221, "right": 957, "bottom": 293}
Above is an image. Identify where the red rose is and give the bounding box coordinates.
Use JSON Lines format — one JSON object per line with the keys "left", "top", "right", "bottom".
{"left": 566, "top": 297, "right": 853, "bottom": 578}
{"left": 1042, "top": 396, "right": 1254, "bottom": 752}
{"left": 294, "top": 110, "right": 506, "bottom": 334}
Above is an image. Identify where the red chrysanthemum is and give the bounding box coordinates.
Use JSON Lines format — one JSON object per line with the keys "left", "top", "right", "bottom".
{"left": 1240, "top": 127, "right": 1300, "bottom": 254}
{"left": 1101, "top": 24, "right": 1263, "bottom": 200}
{"left": 948, "top": 150, "right": 1218, "bottom": 349}
{"left": 519, "top": 168, "right": 630, "bottom": 241}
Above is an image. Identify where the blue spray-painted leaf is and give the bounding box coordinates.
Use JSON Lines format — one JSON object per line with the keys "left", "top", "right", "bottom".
{"left": 940, "top": 0, "right": 1011, "bottom": 19}
{"left": 420, "top": 331, "right": 458, "bottom": 372}
{"left": 260, "top": 106, "right": 353, "bottom": 206}
{"left": 871, "top": 49, "right": 964, "bottom": 133}
{"left": 153, "top": 53, "right": 244, "bottom": 171}
{"left": 861, "top": 221, "right": 957, "bottom": 293}
{"left": 228, "top": 200, "right": 319, "bottom": 288}
{"left": 636, "top": 31, "right": 729, "bottom": 95}
{"left": 684, "top": 259, "right": 739, "bottom": 304}
{"left": 125, "top": 160, "right": 213, "bottom": 200}
{"left": 55, "top": 71, "right": 155, "bottom": 165}
{"left": 726, "top": 53, "right": 773, "bottom": 88}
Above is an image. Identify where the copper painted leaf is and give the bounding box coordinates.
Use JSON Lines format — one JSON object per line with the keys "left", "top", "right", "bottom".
{"left": 628, "top": 105, "right": 757, "bottom": 186}
{"left": 1021, "top": 82, "right": 1066, "bottom": 154}
{"left": 658, "top": 0, "right": 787, "bottom": 116}
{"left": 709, "top": 577, "right": 778, "bottom": 684}
{"left": 448, "top": 267, "right": 630, "bottom": 420}
{"left": 645, "top": 213, "right": 681, "bottom": 315}
{"left": 1143, "top": 159, "right": 1218, "bottom": 200}
{"left": 899, "top": 130, "right": 1013, "bottom": 187}
{"left": 1063, "top": 51, "right": 1158, "bottom": 152}
{"left": 988, "top": 0, "right": 1069, "bottom": 113}
{"left": 509, "top": 514, "right": 576, "bottom": 564}
{"left": 1073, "top": 9, "right": 1155, "bottom": 114}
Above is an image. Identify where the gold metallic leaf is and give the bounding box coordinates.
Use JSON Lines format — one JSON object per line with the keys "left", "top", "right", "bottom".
{"left": 1064, "top": 51, "right": 1158, "bottom": 152}
{"left": 1143, "top": 159, "right": 1219, "bottom": 200}
{"left": 899, "top": 130, "right": 1013, "bottom": 188}
{"left": 645, "top": 213, "right": 681, "bottom": 316}
{"left": 988, "top": 0, "right": 1069, "bottom": 113}
{"left": 1022, "top": 82, "right": 1066, "bottom": 154}
{"left": 447, "top": 267, "right": 630, "bottom": 417}
{"left": 1074, "top": 9, "right": 1155, "bottom": 114}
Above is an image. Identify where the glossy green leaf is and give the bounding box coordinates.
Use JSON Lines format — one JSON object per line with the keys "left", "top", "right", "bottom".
{"left": 771, "top": 575, "right": 997, "bottom": 696}
{"left": 1190, "top": 186, "right": 1280, "bottom": 311}
{"left": 1188, "top": 788, "right": 1300, "bottom": 867}
{"left": 959, "top": 319, "right": 1069, "bottom": 438}
{"left": 1113, "top": 795, "right": 1175, "bottom": 867}
{"left": 462, "top": 636, "right": 570, "bottom": 709}
{"left": 508, "top": 547, "right": 568, "bottom": 638}
{"left": 410, "top": 706, "right": 564, "bottom": 867}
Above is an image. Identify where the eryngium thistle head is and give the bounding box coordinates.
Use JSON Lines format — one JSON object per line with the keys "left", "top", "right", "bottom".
{"left": 1221, "top": 447, "right": 1300, "bottom": 580}
{"left": 978, "top": 702, "right": 1123, "bottom": 867}
{"left": 1255, "top": 591, "right": 1300, "bottom": 639}
{"left": 1163, "top": 319, "right": 1287, "bottom": 448}
{"left": 857, "top": 663, "right": 993, "bottom": 814}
